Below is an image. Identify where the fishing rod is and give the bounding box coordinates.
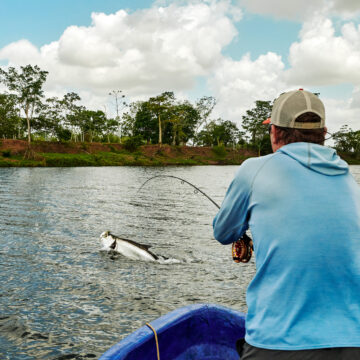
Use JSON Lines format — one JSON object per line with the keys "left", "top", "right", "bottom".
{"left": 137, "top": 175, "right": 221, "bottom": 209}
{"left": 137, "top": 175, "right": 253, "bottom": 263}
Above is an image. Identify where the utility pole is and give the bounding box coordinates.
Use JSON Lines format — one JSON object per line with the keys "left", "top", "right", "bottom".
{"left": 109, "top": 90, "right": 126, "bottom": 143}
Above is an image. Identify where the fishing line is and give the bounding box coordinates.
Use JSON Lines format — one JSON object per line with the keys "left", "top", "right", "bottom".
{"left": 137, "top": 175, "right": 253, "bottom": 263}
{"left": 325, "top": 131, "right": 334, "bottom": 142}
{"left": 137, "top": 175, "right": 220, "bottom": 209}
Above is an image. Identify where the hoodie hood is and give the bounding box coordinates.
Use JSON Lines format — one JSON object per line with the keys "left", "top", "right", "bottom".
{"left": 278, "top": 142, "right": 348, "bottom": 176}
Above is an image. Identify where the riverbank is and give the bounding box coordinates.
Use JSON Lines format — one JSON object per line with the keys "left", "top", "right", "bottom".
{"left": 0, "top": 139, "right": 257, "bottom": 167}
{"left": 338, "top": 152, "right": 360, "bottom": 165}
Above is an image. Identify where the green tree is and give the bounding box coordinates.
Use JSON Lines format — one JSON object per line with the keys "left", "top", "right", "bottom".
{"left": 103, "top": 118, "right": 120, "bottom": 143}
{"left": 33, "top": 93, "right": 83, "bottom": 141}
{"left": 0, "top": 65, "right": 48, "bottom": 145}
{"left": 195, "top": 96, "right": 216, "bottom": 134}
{"left": 133, "top": 102, "right": 157, "bottom": 143}
{"left": 196, "top": 119, "right": 239, "bottom": 147}
{"left": 33, "top": 97, "right": 64, "bottom": 140}
{"left": 333, "top": 125, "right": 360, "bottom": 156}
{"left": 148, "top": 91, "right": 175, "bottom": 146}
{"left": 0, "top": 93, "right": 23, "bottom": 139}
{"left": 61, "top": 92, "right": 82, "bottom": 141}
{"left": 71, "top": 109, "right": 106, "bottom": 142}
{"left": 126, "top": 94, "right": 200, "bottom": 146}
{"left": 241, "top": 100, "right": 272, "bottom": 155}
{"left": 167, "top": 101, "right": 200, "bottom": 145}
{"left": 121, "top": 101, "right": 156, "bottom": 143}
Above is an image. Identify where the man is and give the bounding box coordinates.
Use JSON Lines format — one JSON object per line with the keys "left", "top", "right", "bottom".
{"left": 213, "top": 89, "right": 360, "bottom": 359}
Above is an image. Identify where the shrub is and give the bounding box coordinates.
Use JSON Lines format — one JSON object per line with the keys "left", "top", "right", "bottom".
{"left": 56, "top": 128, "right": 72, "bottom": 141}
{"left": 108, "top": 144, "right": 122, "bottom": 153}
{"left": 123, "top": 135, "right": 143, "bottom": 152}
{"left": 1, "top": 149, "right": 11, "bottom": 158}
{"left": 102, "top": 134, "right": 121, "bottom": 143}
{"left": 212, "top": 145, "right": 227, "bottom": 158}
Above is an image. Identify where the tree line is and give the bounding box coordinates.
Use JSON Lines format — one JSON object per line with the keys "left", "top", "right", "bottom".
{"left": 0, "top": 64, "right": 358, "bottom": 157}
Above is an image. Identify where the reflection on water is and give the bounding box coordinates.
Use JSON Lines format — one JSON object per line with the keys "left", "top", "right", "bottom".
{"left": 1, "top": 165, "right": 359, "bottom": 359}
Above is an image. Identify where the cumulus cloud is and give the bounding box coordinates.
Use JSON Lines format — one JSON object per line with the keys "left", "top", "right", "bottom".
{"left": 323, "top": 88, "right": 360, "bottom": 133}
{"left": 237, "top": 0, "right": 325, "bottom": 21}
{"left": 350, "top": 86, "right": 360, "bottom": 109}
{"left": 331, "top": 0, "right": 360, "bottom": 17}
{"left": 0, "top": 1, "right": 237, "bottom": 100}
{"left": 208, "top": 52, "right": 286, "bottom": 125}
{"left": 0, "top": 40, "right": 41, "bottom": 64}
{"left": 0, "top": 0, "right": 358, "bottom": 132}
{"left": 237, "top": 0, "right": 360, "bottom": 20}
{"left": 285, "top": 17, "right": 360, "bottom": 86}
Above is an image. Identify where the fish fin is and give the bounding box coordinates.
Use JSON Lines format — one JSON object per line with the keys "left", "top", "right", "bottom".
{"left": 148, "top": 250, "right": 158, "bottom": 260}
{"left": 110, "top": 240, "right": 116, "bottom": 250}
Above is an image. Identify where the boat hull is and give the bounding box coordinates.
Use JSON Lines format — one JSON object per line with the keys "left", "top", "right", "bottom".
{"left": 100, "top": 303, "right": 246, "bottom": 360}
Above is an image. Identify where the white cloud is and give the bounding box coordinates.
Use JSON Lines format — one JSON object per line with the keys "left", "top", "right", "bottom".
{"left": 0, "top": 2, "right": 237, "bottom": 101}
{"left": 324, "top": 88, "right": 360, "bottom": 133}
{"left": 285, "top": 17, "right": 360, "bottom": 86}
{"left": 0, "top": 39, "right": 41, "bottom": 64}
{"left": 331, "top": 0, "right": 360, "bottom": 17}
{"left": 237, "top": 0, "right": 360, "bottom": 20}
{"left": 208, "top": 52, "right": 286, "bottom": 126}
{"left": 237, "top": 0, "right": 326, "bottom": 21}
{"left": 0, "top": 0, "right": 358, "bottom": 132}
{"left": 350, "top": 86, "right": 360, "bottom": 109}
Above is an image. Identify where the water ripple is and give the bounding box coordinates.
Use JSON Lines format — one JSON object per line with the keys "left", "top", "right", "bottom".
{"left": 1, "top": 165, "right": 358, "bottom": 358}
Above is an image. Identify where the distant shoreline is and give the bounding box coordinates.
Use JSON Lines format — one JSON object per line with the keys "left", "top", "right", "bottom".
{"left": 1, "top": 140, "right": 358, "bottom": 167}
{"left": 0, "top": 139, "right": 257, "bottom": 167}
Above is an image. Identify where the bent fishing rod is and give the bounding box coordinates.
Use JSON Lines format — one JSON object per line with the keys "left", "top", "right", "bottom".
{"left": 137, "top": 175, "right": 253, "bottom": 263}
{"left": 137, "top": 175, "right": 221, "bottom": 209}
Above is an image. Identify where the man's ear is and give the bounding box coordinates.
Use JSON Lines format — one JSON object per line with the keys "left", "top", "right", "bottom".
{"left": 271, "top": 125, "right": 279, "bottom": 145}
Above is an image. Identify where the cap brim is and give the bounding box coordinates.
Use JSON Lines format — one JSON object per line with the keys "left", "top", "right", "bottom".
{"left": 262, "top": 118, "right": 271, "bottom": 124}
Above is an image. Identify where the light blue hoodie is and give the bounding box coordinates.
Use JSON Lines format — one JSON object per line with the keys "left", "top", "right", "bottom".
{"left": 213, "top": 142, "right": 360, "bottom": 350}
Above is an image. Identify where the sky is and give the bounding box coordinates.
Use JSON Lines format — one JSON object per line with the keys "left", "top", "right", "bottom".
{"left": 0, "top": 0, "right": 360, "bottom": 133}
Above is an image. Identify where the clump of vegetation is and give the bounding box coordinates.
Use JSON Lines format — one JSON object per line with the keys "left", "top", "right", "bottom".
{"left": 123, "top": 135, "right": 143, "bottom": 152}
{"left": 43, "top": 153, "right": 95, "bottom": 167}
{"left": 333, "top": 125, "right": 360, "bottom": 160}
{"left": 56, "top": 128, "right": 72, "bottom": 141}
{"left": 155, "top": 147, "right": 165, "bottom": 156}
{"left": 81, "top": 143, "right": 90, "bottom": 153}
{"left": 212, "top": 145, "right": 227, "bottom": 158}
{"left": 109, "top": 145, "right": 117, "bottom": 153}
{"left": 1, "top": 149, "right": 11, "bottom": 157}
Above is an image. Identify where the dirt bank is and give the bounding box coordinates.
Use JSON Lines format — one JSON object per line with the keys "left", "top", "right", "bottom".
{"left": 0, "top": 140, "right": 257, "bottom": 167}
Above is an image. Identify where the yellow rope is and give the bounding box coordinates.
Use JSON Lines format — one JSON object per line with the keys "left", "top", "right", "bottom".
{"left": 146, "top": 323, "right": 160, "bottom": 360}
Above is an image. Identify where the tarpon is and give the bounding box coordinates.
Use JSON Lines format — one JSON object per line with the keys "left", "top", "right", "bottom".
{"left": 100, "top": 231, "right": 159, "bottom": 262}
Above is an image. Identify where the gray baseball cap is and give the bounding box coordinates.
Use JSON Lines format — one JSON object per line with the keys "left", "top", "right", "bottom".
{"left": 266, "top": 89, "right": 325, "bottom": 129}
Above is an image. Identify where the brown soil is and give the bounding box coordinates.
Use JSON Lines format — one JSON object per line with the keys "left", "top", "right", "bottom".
{"left": 0, "top": 139, "right": 124, "bottom": 155}
{"left": 0, "top": 139, "right": 256, "bottom": 160}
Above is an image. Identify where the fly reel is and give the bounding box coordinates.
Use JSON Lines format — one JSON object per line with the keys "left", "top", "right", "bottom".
{"left": 232, "top": 234, "right": 253, "bottom": 263}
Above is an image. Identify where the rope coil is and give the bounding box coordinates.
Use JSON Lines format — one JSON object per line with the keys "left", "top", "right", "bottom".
{"left": 146, "top": 323, "right": 160, "bottom": 360}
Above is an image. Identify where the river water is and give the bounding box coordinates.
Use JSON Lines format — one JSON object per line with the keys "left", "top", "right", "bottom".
{"left": 1, "top": 165, "right": 360, "bottom": 359}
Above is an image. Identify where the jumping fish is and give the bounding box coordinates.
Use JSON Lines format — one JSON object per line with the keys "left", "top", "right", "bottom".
{"left": 100, "top": 231, "right": 159, "bottom": 262}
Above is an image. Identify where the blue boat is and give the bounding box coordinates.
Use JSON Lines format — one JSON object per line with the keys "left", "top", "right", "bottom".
{"left": 99, "top": 303, "right": 246, "bottom": 360}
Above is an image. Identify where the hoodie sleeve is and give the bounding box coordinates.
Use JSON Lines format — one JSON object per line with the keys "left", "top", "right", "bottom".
{"left": 213, "top": 160, "right": 253, "bottom": 245}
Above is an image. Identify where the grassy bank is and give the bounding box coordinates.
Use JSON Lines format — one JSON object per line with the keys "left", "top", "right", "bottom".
{"left": 0, "top": 140, "right": 256, "bottom": 167}
{"left": 338, "top": 152, "right": 360, "bottom": 165}
{"left": 2, "top": 140, "right": 358, "bottom": 167}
